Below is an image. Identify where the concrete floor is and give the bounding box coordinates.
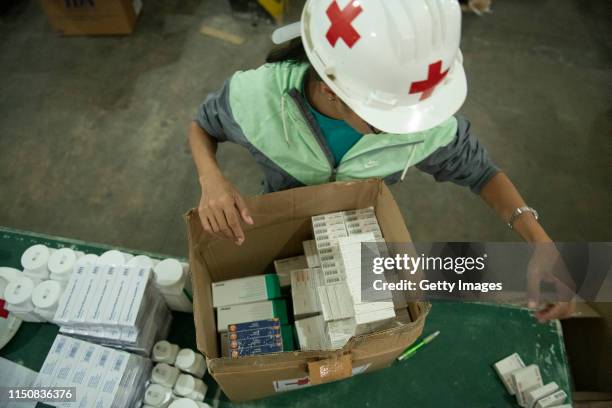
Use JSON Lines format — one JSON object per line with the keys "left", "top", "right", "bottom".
{"left": 0, "top": 0, "right": 610, "bottom": 257}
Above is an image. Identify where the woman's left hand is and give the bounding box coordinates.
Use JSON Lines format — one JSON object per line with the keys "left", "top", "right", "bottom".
{"left": 527, "top": 243, "right": 576, "bottom": 323}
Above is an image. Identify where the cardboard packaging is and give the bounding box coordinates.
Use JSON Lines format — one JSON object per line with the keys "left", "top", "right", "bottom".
{"left": 41, "top": 0, "right": 142, "bottom": 36}
{"left": 186, "top": 179, "right": 429, "bottom": 401}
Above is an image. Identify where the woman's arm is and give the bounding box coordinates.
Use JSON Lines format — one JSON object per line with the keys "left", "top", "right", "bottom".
{"left": 188, "top": 122, "right": 253, "bottom": 245}
{"left": 479, "top": 172, "right": 549, "bottom": 243}
{"left": 479, "top": 172, "right": 575, "bottom": 321}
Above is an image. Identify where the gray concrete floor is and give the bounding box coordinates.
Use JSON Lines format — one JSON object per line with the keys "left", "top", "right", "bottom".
{"left": 0, "top": 1, "right": 610, "bottom": 257}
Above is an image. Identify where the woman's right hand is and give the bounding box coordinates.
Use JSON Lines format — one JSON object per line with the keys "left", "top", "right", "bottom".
{"left": 198, "top": 174, "right": 254, "bottom": 245}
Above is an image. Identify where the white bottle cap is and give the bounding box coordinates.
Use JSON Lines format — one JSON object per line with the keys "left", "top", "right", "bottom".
{"left": 47, "top": 248, "right": 78, "bottom": 276}
{"left": 4, "top": 276, "right": 35, "bottom": 306}
{"left": 175, "top": 349, "right": 196, "bottom": 370}
{"left": 169, "top": 399, "right": 199, "bottom": 408}
{"left": 0, "top": 267, "right": 20, "bottom": 284}
{"left": 127, "top": 255, "right": 154, "bottom": 269}
{"left": 151, "top": 363, "right": 180, "bottom": 388}
{"left": 154, "top": 259, "right": 184, "bottom": 287}
{"left": 21, "top": 244, "right": 50, "bottom": 273}
{"left": 31, "top": 280, "right": 62, "bottom": 310}
{"left": 174, "top": 374, "right": 196, "bottom": 396}
{"left": 98, "top": 250, "right": 126, "bottom": 266}
{"left": 144, "top": 383, "right": 172, "bottom": 406}
{"left": 75, "top": 253, "right": 99, "bottom": 267}
{"left": 152, "top": 340, "right": 179, "bottom": 364}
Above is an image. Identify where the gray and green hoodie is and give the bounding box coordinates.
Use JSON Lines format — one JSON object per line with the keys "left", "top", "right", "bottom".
{"left": 195, "top": 61, "right": 499, "bottom": 193}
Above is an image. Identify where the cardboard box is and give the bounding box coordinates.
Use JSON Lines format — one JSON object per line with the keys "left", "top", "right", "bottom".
{"left": 186, "top": 179, "right": 430, "bottom": 401}
{"left": 41, "top": 0, "right": 141, "bottom": 36}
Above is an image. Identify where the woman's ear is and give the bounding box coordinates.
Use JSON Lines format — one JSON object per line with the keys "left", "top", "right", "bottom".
{"left": 320, "top": 83, "right": 337, "bottom": 101}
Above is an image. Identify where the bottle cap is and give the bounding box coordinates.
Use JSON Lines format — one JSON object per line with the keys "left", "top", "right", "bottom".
{"left": 175, "top": 349, "right": 196, "bottom": 369}
{"left": 144, "top": 384, "right": 171, "bottom": 406}
{"left": 174, "top": 374, "right": 196, "bottom": 396}
{"left": 127, "top": 255, "right": 154, "bottom": 269}
{"left": 153, "top": 340, "right": 177, "bottom": 362}
{"left": 0, "top": 267, "right": 20, "bottom": 284}
{"left": 47, "top": 248, "right": 77, "bottom": 276}
{"left": 99, "top": 250, "right": 126, "bottom": 266}
{"left": 21, "top": 244, "right": 50, "bottom": 272}
{"left": 169, "top": 398, "right": 200, "bottom": 408}
{"left": 154, "top": 259, "right": 183, "bottom": 287}
{"left": 152, "top": 363, "right": 178, "bottom": 385}
{"left": 31, "top": 280, "right": 62, "bottom": 309}
{"left": 75, "top": 254, "right": 99, "bottom": 267}
{"left": 5, "top": 276, "right": 35, "bottom": 305}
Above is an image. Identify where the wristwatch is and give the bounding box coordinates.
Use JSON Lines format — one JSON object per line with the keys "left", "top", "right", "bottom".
{"left": 507, "top": 206, "right": 539, "bottom": 230}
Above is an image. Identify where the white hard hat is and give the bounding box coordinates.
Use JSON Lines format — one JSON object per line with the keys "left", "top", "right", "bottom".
{"left": 297, "top": 0, "right": 467, "bottom": 133}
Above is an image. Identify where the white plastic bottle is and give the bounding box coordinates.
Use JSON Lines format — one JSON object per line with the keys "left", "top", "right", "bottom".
{"left": 169, "top": 398, "right": 212, "bottom": 408}
{"left": 174, "top": 349, "right": 206, "bottom": 378}
{"left": 0, "top": 267, "right": 22, "bottom": 349}
{"left": 152, "top": 340, "right": 180, "bottom": 365}
{"left": 21, "top": 244, "right": 53, "bottom": 282}
{"left": 98, "top": 250, "right": 132, "bottom": 266}
{"left": 173, "top": 374, "right": 207, "bottom": 401}
{"left": 143, "top": 383, "right": 174, "bottom": 408}
{"left": 4, "top": 276, "right": 44, "bottom": 322}
{"left": 153, "top": 259, "right": 193, "bottom": 313}
{"left": 31, "top": 280, "right": 63, "bottom": 321}
{"left": 127, "top": 255, "right": 156, "bottom": 269}
{"left": 48, "top": 248, "right": 84, "bottom": 282}
{"left": 151, "top": 363, "right": 181, "bottom": 388}
{"left": 75, "top": 253, "right": 100, "bottom": 267}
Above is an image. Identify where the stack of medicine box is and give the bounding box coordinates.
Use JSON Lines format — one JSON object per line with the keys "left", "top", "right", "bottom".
{"left": 292, "top": 208, "right": 396, "bottom": 351}
{"left": 211, "top": 274, "right": 293, "bottom": 357}
{"left": 53, "top": 263, "right": 171, "bottom": 356}
{"left": 493, "top": 353, "right": 570, "bottom": 408}
{"left": 34, "top": 334, "right": 152, "bottom": 407}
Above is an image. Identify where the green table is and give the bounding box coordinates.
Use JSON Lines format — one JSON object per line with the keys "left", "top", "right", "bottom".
{"left": 0, "top": 227, "right": 572, "bottom": 408}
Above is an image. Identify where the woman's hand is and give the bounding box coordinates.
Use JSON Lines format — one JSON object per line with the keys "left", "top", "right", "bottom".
{"left": 198, "top": 174, "right": 254, "bottom": 245}
{"left": 527, "top": 243, "right": 576, "bottom": 322}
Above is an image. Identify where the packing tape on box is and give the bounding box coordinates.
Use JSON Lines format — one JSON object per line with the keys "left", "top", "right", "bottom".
{"left": 308, "top": 354, "right": 352, "bottom": 385}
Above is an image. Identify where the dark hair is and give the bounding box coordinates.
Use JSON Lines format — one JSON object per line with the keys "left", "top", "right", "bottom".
{"left": 266, "top": 38, "right": 309, "bottom": 63}
{"left": 266, "top": 38, "right": 323, "bottom": 83}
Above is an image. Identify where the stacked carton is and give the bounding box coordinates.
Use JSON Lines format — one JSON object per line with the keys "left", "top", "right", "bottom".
{"left": 53, "top": 263, "right": 171, "bottom": 356}
{"left": 291, "top": 208, "right": 396, "bottom": 350}
{"left": 34, "top": 334, "right": 152, "bottom": 407}
{"left": 494, "top": 353, "right": 570, "bottom": 408}
{"left": 211, "top": 275, "right": 294, "bottom": 358}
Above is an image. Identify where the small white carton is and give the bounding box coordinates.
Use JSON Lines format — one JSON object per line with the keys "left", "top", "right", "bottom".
{"left": 493, "top": 353, "right": 526, "bottom": 395}
{"left": 534, "top": 390, "right": 567, "bottom": 408}
{"left": 511, "top": 364, "right": 543, "bottom": 407}
{"left": 290, "top": 268, "right": 324, "bottom": 318}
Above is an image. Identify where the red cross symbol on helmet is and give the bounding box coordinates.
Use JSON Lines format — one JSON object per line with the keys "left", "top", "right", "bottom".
{"left": 409, "top": 61, "right": 450, "bottom": 101}
{"left": 325, "top": 0, "right": 363, "bottom": 48}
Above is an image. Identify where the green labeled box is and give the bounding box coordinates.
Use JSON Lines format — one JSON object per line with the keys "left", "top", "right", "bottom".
{"left": 212, "top": 274, "right": 281, "bottom": 308}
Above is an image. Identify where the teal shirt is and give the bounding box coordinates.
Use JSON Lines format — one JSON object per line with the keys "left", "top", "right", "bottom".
{"left": 305, "top": 96, "right": 363, "bottom": 164}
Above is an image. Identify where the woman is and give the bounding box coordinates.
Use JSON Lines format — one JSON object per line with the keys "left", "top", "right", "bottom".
{"left": 188, "top": 0, "right": 573, "bottom": 321}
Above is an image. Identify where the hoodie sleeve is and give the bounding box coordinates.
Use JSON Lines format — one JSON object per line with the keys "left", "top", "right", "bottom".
{"left": 193, "top": 79, "right": 233, "bottom": 142}
{"left": 416, "top": 116, "right": 500, "bottom": 193}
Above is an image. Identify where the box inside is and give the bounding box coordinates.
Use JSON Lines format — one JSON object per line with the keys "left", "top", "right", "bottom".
{"left": 187, "top": 180, "right": 415, "bottom": 359}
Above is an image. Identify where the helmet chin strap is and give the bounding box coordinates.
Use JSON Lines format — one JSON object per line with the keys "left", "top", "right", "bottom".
{"left": 271, "top": 21, "right": 302, "bottom": 45}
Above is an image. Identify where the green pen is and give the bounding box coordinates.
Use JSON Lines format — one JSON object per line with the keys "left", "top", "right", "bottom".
{"left": 397, "top": 330, "right": 440, "bottom": 361}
